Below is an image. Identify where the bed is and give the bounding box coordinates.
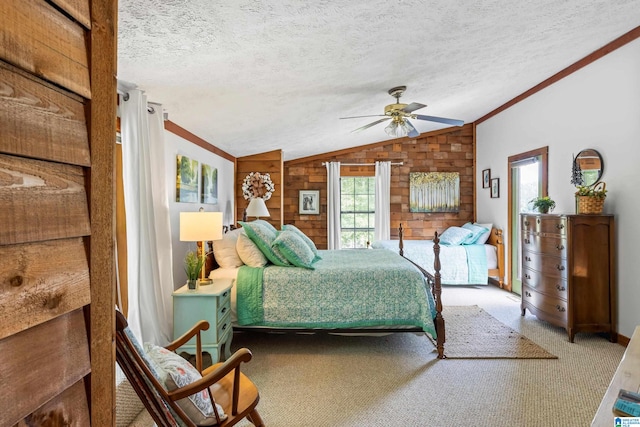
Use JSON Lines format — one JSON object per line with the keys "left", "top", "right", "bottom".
{"left": 371, "top": 223, "right": 504, "bottom": 287}
{"left": 209, "top": 221, "right": 446, "bottom": 358}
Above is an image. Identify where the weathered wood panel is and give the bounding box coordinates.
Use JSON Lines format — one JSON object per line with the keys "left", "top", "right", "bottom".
{"left": 0, "top": 309, "right": 91, "bottom": 426}
{"left": 0, "top": 237, "right": 90, "bottom": 340}
{"left": 0, "top": 61, "right": 90, "bottom": 166}
{"left": 0, "top": 154, "right": 91, "bottom": 245}
{"left": 15, "top": 379, "right": 90, "bottom": 427}
{"left": 49, "top": 0, "right": 91, "bottom": 29}
{"left": 236, "top": 150, "right": 284, "bottom": 228}
{"left": 0, "top": 0, "right": 91, "bottom": 98}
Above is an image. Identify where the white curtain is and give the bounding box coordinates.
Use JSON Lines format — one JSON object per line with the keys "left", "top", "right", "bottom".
{"left": 120, "top": 89, "right": 174, "bottom": 345}
{"left": 374, "top": 161, "right": 391, "bottom": 242}
{"left": 326, "top": 161, "right": 341, "bottom": 250}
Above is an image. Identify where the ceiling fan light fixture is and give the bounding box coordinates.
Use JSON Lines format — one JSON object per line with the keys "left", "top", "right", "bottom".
{"left": 385, "top": 117, "right": 412, "bottom": 138}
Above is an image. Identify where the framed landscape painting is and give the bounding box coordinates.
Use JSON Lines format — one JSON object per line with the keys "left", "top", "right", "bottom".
{"left": 176, "top": 154, "right": 199, "bottom": 203}
{"left": 409, "top": 172, "right": 460, "bottom": 213}
{"left": 201, "top": 163, "right": 218, "bottom": 204}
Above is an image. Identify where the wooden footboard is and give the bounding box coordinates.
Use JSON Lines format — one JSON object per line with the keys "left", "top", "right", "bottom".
{"left": 398, "top": 224, "right": 446, "bottom": 359}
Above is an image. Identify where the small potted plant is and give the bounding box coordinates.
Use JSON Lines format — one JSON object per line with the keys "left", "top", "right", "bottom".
{"left": 531, "top": 196, "right": 556, "bottom": 214}
{"left": 184, "top": 250, "right": 204, "bottom": 290}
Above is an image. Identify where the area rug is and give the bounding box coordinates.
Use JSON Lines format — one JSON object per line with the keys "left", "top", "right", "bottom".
{"left": 436, "top": 305, "right": 558, "bottom": 359}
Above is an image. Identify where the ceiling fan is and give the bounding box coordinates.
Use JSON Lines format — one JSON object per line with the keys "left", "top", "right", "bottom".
{"left": 340, "top": 86, "right": 464, "bottom": 138}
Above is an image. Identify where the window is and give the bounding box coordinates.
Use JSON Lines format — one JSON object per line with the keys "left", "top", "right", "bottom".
{"left": 340, "top": 177, "right": 375, "bottom": 248}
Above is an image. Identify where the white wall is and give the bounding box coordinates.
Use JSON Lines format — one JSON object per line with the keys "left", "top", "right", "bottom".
{"left": 164, "top": 129, "right": 235, "bottom": 289}
{"left": 476, "top": 38, "right": 640, "bottom": 339}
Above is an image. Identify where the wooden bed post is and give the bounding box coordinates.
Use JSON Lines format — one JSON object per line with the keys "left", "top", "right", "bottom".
{"left": 433, "top": 232, "right": 446, "bottom": 359}
{"left": 398, "top": 223, "right": 404, "bottom": 257}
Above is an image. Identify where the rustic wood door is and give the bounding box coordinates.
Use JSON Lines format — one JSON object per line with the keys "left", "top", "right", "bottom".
{"left": 0, "top": 1, "right": 117, "bottom": 425}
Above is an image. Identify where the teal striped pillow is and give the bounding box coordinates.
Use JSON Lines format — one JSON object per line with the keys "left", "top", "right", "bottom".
{"left": 239, "top": 221, "right": 289, "bottom": 266}
{"left": 272, "top": 230, "right": 317, "bottom": 269}
{"left": 282, "top": 224, "right": 321, "bottom": 261}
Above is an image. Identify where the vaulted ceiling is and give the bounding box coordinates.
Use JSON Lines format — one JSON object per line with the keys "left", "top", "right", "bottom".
{"left": 117, "top": 1, "right": 640, "bottom": 160}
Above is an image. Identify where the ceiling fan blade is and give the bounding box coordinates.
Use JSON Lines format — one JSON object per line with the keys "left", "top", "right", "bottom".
{"left": 401, "top": 102, "right": 426, "bottom": 113}
{"left": 414, "top": 114, "right": 464, "bottom": 127}
{"left": 340, "top": 114, "right": 386, "bottom": 120}
{"left": 351, "top": 117, "right": 391, "bottom": 133}
{"left": 405, "top": 119, "right": 419, "bottom": 138}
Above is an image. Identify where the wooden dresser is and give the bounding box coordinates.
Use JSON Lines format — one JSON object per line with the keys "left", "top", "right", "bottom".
{"left": 520, "top": 214, "right": 616, "bottom": 342}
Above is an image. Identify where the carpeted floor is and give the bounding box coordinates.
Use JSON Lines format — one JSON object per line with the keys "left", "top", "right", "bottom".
{"left": 120, "top": 285, "right": 625, "bottom": 427}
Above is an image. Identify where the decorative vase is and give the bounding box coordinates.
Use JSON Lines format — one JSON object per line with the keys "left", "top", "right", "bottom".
{"left": 539, "top": 207, "right": 549, "bottom": 214}
{"left": 187, "top": 279, "right": 197, "bottom": 290}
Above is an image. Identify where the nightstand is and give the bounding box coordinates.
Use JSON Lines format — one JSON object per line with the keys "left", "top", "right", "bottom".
{"left": 172, "top": 279, "right": 233, "bottom": 363}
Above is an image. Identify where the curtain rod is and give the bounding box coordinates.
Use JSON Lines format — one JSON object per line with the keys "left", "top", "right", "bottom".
{"left": 321, "top": 162, "right": 404, "bottom": 166}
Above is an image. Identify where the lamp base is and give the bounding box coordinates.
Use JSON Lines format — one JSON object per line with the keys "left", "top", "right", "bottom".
{"left": 197, "top": 278, "right": 213, "bottom": 286}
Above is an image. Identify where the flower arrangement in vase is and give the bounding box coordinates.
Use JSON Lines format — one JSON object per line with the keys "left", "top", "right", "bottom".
{"left": 530, "top": 196, "right": 556, "bottom": 214}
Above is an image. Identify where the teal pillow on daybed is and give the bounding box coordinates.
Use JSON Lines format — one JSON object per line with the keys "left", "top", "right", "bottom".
{"left": 272, "top": 230, "right": 317, "bottom": 269}
{"left": 239, "top": 221, "right": 289, "bottom": 266}
{"left": 461, "top": 222, "right": 489, "bottom": 245}
{"left": 439, "top": 226, "right": 473, "bottom": 246}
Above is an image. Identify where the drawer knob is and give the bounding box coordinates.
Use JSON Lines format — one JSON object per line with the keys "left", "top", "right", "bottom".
{"left": 536, "top": 218, "right": 541, "bottom": 224}
{"left": 524, "top": 256, "right": 531, "bottom": 262}
{"left": 524, "top": 273, "right": 531, "bottom": 280}
{"left": 556, "top": 223, "right": 564, "bottom": 230}
{"left": 556, "top": 305, "right": 566, "bottom": 312}
{"left": 525, "top": 291, "right": 532, "bottom": 297}
{"left": 223, "top": 291, "right": 229, "bottom": 298}
{"left": 221, "top": 323, "right": 228, "bottom": 331}
{"left": 524, "top": 220, "right": 529, "bottom": 226}
{"left": 556, "top": 244, "right": 564, "bottom": 250}
{"left": 221, "top": 307, "right": 227, "bottom": 314}
{"left": 524, "top": 238, "right": 531, "bottom": 244}
{"left": 556, "top": 264, "right": 565, "bottom": 271}
{"left": 556, "top": 285, "right": 566, "bottom": 292}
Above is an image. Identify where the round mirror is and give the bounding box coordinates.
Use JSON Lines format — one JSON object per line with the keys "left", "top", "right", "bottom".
{"left": 573, "top": 149, "right": 603, "bottom": 187}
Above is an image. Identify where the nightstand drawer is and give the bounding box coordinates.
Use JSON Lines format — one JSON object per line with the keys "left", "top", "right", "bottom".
{"left": 217, "top": 298, "right": 231, "bottom": 322}
{"left": 217, "top": 310, "right": 232, "bottom": 339}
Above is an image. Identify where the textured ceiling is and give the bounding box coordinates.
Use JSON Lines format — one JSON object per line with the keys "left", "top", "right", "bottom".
{"left": 117, "top": 1, "right": 640, "bottom": 160}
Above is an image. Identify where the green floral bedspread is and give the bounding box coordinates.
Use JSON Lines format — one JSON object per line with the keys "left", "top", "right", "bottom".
{"left": 236, "top": 249, "right": 437, "bottom": 338}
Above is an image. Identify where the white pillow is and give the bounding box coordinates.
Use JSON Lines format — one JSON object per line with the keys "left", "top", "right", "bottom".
{"left": 212, "top": 228, "right": 244, "bottom": 268}
{"left": 474, "top": 223, "right": 493, "bottom": 244}
{"left": 236, "top": 232, "right": 268, "bottom": 267}
{"left": 144, "top": 343, "right": 227, "bottom": 425}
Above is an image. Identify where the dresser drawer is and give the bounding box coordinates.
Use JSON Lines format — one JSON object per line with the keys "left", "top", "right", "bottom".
{"left": 522, "top": 285, "right": 568, "bottom": 324}
{"left": 521, "top": 267, "right": 568, "bottom": 300}
{"left": 521, "top": 233, "right": 567, "bottom": 257}
{"left": 522, "top": 215, "right": 567, "bottom": 235}
{"left": 522, "top": 251, "right": 568, "bottom": 279}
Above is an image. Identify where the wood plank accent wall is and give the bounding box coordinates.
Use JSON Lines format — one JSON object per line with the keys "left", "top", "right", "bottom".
{"left": 284, "top": 124, "right": 475, "bottom": 249}
{"left": 0, "top": 0, "right": 116, "bottom": 425}
{"left": 236, "top": 150, "right": 284, "bottom": 228}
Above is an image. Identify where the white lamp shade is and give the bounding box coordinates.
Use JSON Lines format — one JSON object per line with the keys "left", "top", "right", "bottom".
{"left": 180, "top": 211, "right": 223, "bottom": 242}
{"left": 246, "top": 198, "right": 270, "bottom": 218}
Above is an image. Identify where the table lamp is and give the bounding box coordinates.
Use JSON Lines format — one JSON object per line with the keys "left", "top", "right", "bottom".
{"left": 246, "top": 197, "right": 270, "bottom": 220}
{"left": 180, "top": 208, "right": 223, "bottom": 285}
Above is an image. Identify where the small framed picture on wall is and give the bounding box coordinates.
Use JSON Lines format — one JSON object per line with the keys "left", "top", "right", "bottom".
{"left": 482, "top": 169, "right": 491, "bottom": 188}
{"left": 299, "top": 190, "right": 320, "bottom": 214}
{"left": 490, "top": 178, "right": 500, "bottom": 198}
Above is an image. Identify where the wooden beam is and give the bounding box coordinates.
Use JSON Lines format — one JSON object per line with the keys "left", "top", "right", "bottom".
{"left": 164, "top": 120, "right": 236, "bottom": 162}
{"left": 87, "top": 0, "right": 118, "bottom": 425}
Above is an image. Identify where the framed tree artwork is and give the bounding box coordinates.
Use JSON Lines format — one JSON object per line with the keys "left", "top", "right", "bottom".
{"left": 482, "top": 169, "right": 491, "bottom": 188}
{"left": 299, "top": 190, "right": 320, "bottom": 214}
{"left": 490, "top": 178, "right": 500, "bottom": 198}
{"left": 409, "top": 172, "right": 460, "bottom": 213}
